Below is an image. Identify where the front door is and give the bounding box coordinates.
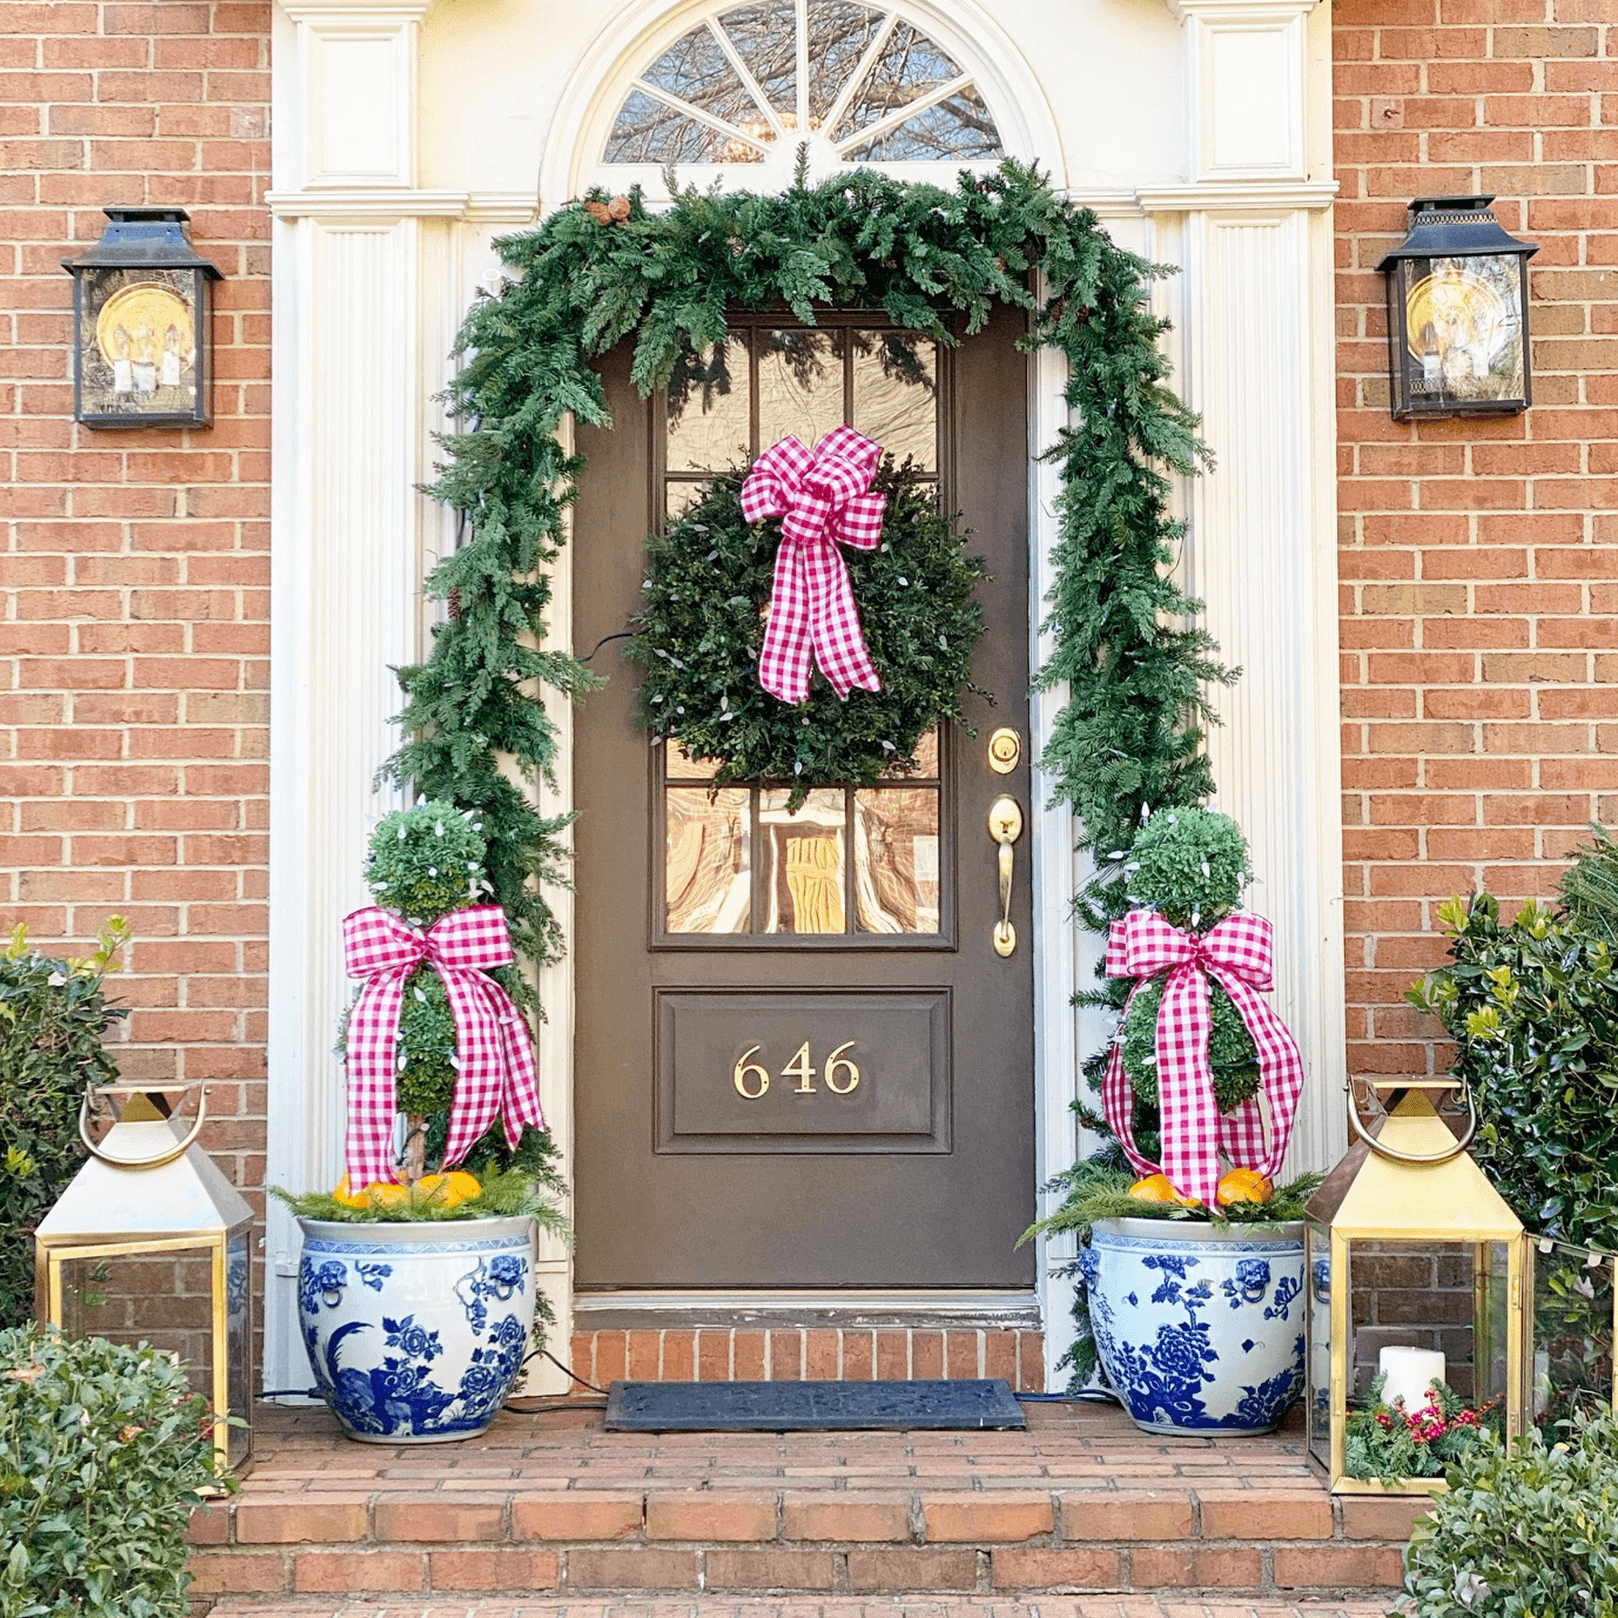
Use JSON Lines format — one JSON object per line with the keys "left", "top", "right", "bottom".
{"left": 573, "top": 304, "right": 1034, "bottom": 1290}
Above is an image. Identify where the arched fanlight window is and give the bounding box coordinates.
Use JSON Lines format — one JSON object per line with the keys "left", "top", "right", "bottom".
{"left": 603, "top": 2, "right": 1005, "bottom": 178}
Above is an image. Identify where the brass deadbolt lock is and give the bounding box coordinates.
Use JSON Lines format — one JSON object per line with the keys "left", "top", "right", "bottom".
{"left": 988, "top": 727, "right": 1021, "bottom": 774}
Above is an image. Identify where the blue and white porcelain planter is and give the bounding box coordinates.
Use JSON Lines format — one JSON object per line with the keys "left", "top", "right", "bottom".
{"left": 1080, "top": 1217, "right": 1305, "bottom": 1435}
{"left": 297, "top": 1215, "right": 536, "bottom": 1444}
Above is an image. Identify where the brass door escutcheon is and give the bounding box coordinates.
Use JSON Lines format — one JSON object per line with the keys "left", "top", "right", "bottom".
{"left": 987, "top": 794, "right": 1023, "bottom": 957}
{"left": 987, "top": 727, "right": 1021, "bottom": 774}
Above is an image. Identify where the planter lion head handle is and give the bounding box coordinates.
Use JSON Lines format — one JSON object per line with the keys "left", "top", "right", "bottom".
{"left": 1347, "top": 1076, "right": 1477, "bottom": 1165}
{"left": 79, "top": 1082, "right": 210, "bottom": 1170}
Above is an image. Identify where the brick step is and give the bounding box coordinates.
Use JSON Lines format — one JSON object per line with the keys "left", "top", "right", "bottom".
{"left": 204, "top": 1599, "right": 1396, "bottom": 1618}
{"left": 188, "top": 1483, "right": 1415, "bottom": 1605}
{"left": 566, "top": 1325, "right": 1044, "bottom": 1388}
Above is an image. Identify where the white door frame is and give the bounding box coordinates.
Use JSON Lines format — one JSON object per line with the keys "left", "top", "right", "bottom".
{"left": 263, "top": 0, "right": 1343, "bottom": 1394}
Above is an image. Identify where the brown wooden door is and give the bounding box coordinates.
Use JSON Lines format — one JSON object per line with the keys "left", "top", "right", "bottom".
{"left": 573, "top": 305, "right": 1034, "bottom": 1289}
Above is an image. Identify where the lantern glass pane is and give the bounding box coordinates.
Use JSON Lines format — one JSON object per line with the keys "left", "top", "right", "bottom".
{"left": 226, "top": 1228, "right": 252, "bottom": 1468}
{"left": 75, "top": 266, "right": 204, "bottom": 423}
{"left": 1346, "top": 1239, "right": 1480, "bottom": 1406}
{"left": 1305, "top": 1222, "right": 1332, "bottom": 1472}
{"left": 1530, "top": 1243, "right": 1616, "bottom": 1436}
{"left": 57, "top": 1244, "right": 216, "bottom": 1405}
{"left": 1399, "top": 254, "right": 1526, "bottom": 411}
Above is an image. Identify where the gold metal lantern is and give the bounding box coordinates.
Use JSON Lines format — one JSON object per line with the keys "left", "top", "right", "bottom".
{"left": 1304, "top": 1080, "right": 1527, "bottom": 1495}
{"left": 35, "top": 1083, "right": 254, "bottom": 1474}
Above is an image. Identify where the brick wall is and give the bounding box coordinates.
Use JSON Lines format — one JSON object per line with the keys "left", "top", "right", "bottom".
{"left": 0, "top": 3, "right": 271, "bottom": 1213}
{"left": 1333, "top": 0, "right": 1617, "bottom": 1083}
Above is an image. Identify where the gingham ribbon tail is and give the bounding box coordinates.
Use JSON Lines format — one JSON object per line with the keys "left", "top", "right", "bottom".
{"left": 1101, "top": 909, "right": 1305, "bottom": 1206}
{"left": 741, "top": 425, "right": 887, "bottom": 704}
{"left": 341, "top": 904, "right": 545, "bottom": 1188}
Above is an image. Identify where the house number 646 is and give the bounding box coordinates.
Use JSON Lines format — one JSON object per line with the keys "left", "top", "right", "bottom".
{"left": 733, "top": 1040, "right": 861, "bottom": 1099}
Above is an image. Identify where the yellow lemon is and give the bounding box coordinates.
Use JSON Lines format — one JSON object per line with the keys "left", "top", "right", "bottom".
{"left": 1126, "top": 1172, "right": 1199, "bottom": 1206}
{"left": 414, "top": 1170, "right": 483, "bottom": 1211}
{"left": 364, "top": 1182, "right": 409, "bottom": 1210}
{"left": 332, "top": 1174, "right": 367, "bottom": 1210}
{"left": 1216, "top": 1167, "right": 1274, "bottom": 1208}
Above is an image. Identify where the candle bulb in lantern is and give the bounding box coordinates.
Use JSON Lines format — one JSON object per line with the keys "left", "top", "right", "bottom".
{"left": 1379, "top": 1345, "right": 1446, "bottom": 1409}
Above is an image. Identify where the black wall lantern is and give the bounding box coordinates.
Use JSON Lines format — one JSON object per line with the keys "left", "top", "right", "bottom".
{"left": 1378, "top": 196, "right": 1537, "bottom": 421}
{"left": 63, "top": 206, "right": 222, "bottom": 429}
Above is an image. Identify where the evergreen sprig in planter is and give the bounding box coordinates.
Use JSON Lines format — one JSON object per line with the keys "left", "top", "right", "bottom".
{"left": 275, "top": 802, "right": 568, "bottom": 1444}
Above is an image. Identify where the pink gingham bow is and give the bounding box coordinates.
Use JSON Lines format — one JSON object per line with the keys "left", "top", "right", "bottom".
{"left": 341, "top": 904, "right": 545, "bottom": 1189}
{"left": 1101, "top": 908, "right": 1305, "bottom": 1206}
{"left": 741, "top": 425, "right": 886, "bottom": 704}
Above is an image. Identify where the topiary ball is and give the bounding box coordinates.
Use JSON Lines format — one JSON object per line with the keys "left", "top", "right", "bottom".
{"left": 1126, "top": 807, "right": 1252, "bottom": 932}
{"left": 1121, "top": 974, "right": 1261, "bottom": 1114}
{"left": 366, "top": 800, "right": 487, "bottom": 926}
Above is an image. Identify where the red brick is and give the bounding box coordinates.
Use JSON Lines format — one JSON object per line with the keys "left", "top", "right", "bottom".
{"left": 645, "top": 1492, "right": 776, "bottom": 1542}
{"left": 782, "top": 1493, "right": 910, "bottom": 1542}
{"left": 847, "top": 1548, "right": 978, "bottom": 1589}
{"left": 235, "top": 1498, "right": 370, "bottom": 1544}
{"left": 565, "top": 1548, "right": 699, "bottom": 1590}
{"left": 704, "top": 1548, "right": 837, "bottom": 1589}
{"left": 1059, "top": 1490, "right": 1194, "bottom": 1540}
{"left": 923, "top": 1493, "right": 1053, "bottom": 1542}
{"left": 1273, "top": 1543, "right": 1409, "bottom": 1588}
{"left": 1131, "top": 1546, "right": 1265, "bottom": 1588}
{"left": 1196, "top": 1489, "right": 1332, "bottom": 1540}
{"left": 991, "top": 1548, "right": 1122, "bottom": 1590}
{"left": 1340, "top": 1494, "right": 1438, "bottom": 1539}
{"left": 292, "top": 1550, "right": 426, "bottom": 1594}
{"left": 427, "top": 1548, "right": 559, "bottom": 1591}
{"left": 510, "top": 1493, "right": 642, "bottom": 1541}
{"left": 374, "top": 1498, "right": 506, "bottom": 1542}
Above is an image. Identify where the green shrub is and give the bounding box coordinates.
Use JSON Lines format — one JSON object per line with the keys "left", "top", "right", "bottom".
{"left": 1407, "top": 893, "right": 1618, "bottom": 1252}
{"left": 1398, "top": 1414, "right": 1618, "bottom": 1616}
{"left": 0, "top": 1325, "right": 224, "bottom": 1618}
{"left": 0, "top": 922, "right": 128, "bottom": 1329}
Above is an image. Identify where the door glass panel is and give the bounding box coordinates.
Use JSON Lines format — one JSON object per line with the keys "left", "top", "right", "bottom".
{"left": 759, "top": 329, "right": 845, "bottom": 449}
{"left": 762, "top": 788, "right": 847, "bottom": 933}
{"left": 882, "top": 725, "right": 938, "bottom": 778}
{"left": 666, "top": 739, "right": 716, "bottom": 779}
{"left": 668, "top": 333, "right": 750, "bottom": 473}
{"left": 666, "top": 786, "right": 752, "bottom": 933}
{"left": 854, "top": 786, "right": 939, "bottom": 933}
{"left": 853, "top": 333, "right": 936, "bottom": 469}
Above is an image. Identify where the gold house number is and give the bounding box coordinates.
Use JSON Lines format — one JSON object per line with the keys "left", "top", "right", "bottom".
{"left": 733, "top": 1040, "right": 861, "bottom": 1100}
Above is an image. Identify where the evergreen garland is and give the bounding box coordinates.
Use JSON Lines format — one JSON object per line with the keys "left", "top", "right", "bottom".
{"left": 626, "top": 458, "right": 985, "bottom": 807}
{"left": 384, "top": 162, "right": 1225, "bottom": 998}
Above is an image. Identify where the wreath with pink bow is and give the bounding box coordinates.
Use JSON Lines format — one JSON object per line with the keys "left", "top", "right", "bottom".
{"left": 627, "top": 435, "right": 986, "bottom": 809}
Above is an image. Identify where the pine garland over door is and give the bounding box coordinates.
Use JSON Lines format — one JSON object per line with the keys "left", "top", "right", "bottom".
{"left": 381, "top": 160, "right": 1232, "bottom": 1030}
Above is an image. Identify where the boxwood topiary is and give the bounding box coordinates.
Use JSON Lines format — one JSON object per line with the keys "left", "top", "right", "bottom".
{"left": 1398, "top": 1414, "right": 1618, "bottom": 1616}
{"left": 1, "top": 1325, "right": 225, "bottom": 1617}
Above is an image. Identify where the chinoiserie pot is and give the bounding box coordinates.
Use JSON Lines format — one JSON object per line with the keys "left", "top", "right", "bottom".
{"left": 296, "top": 1215, "right": 536, "bottom": 1445}
{"left": 1079, "top": 1217, "right": 1306, "bottom": 1436}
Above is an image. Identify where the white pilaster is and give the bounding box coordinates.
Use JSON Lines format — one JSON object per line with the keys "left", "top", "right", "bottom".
{"left": 265, "top": 0, "right": 541, "bottom": 1389}
{"left": 1151, "top": 0, "right": 1347, "bottom": 1181}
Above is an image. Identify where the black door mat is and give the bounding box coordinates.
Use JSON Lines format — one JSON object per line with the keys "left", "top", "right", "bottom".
{"left": 603, "top": 1377, "right": 1026, "bottom": 1432}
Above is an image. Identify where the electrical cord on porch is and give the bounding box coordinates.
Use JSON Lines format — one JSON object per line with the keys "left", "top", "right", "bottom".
{"left": 501, "top": 1344, "right": 611, "bottom": 1409}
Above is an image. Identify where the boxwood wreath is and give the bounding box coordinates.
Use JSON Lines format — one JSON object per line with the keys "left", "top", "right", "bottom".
{"left": 626, "top": 458, "right": 986, "bottom": 805}
{"left": 380, "top": 163, "right": 1235, "bottom": 1366}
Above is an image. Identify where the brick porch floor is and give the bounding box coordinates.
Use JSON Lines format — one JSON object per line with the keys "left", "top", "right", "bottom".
{"left": 190, "top": 1400, "right": 1416, "bottom": 1610}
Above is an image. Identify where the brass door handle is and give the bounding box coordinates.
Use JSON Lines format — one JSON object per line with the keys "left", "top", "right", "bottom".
{"left": 987, "top": 795, "right": 1023, "bottom": 957}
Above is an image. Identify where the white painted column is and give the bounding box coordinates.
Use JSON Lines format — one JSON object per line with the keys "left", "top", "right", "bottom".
{"left": 264, "top": 0, "right": 489, "bottom": 1389}
{"left": 1143, "top": 0, "right": 1347, "bottom": 1180}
